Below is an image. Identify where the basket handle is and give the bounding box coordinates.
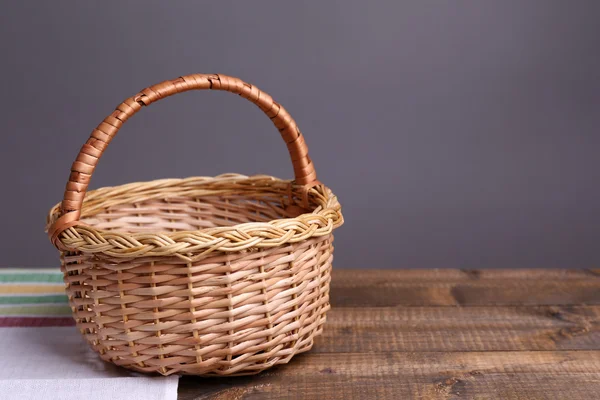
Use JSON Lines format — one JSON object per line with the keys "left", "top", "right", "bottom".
{"left": 48, "top": 73, "right": 318, "bottom": 246}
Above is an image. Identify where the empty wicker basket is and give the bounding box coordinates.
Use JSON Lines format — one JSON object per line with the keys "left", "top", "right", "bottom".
{"left": 46, "top": 73, "right": 343, "bottom": 376}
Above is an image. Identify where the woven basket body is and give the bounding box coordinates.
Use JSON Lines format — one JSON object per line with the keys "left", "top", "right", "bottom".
{"left": 46, "top": 74, "right": 343, "bottom": 376}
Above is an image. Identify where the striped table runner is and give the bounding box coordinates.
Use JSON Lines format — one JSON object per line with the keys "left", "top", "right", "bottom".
{"left": 0, "top": 269, "right": 73, "bottom": 327}
{"left": 0, "top": 269, "right": 178, "bottom": 400}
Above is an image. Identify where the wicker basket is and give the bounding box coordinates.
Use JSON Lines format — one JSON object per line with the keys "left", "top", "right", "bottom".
{"left": 46, "top": 73, "right": 343, "bottom": 376}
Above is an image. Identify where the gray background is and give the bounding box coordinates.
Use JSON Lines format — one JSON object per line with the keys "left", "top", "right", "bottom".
{"left": 1, "top": 1, "right": 599, "bottom": 269}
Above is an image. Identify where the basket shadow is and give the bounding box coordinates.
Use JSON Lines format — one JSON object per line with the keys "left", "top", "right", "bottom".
{"left": 31, "top": 325, "right": 141, "bottom": 378}
{"left": 177, "top": 353, "right": 308, "bottom": 398}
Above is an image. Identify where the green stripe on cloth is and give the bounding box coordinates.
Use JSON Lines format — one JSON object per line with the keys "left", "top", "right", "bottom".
{"left": 0, "top": 269, "right": 61, "bottom": 273}
{"left": 0, "top": 295, "right": 68, "bottom": 305}
{"left": 0, "top": 272, "right": 63, "bottom": 284}
{"left": 0, "top": 304, "right": 72, "bottom": 316}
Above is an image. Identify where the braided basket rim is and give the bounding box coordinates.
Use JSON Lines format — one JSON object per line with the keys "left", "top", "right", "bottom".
{"left": 47, "top": 173, "right": 343, "bottom": 260}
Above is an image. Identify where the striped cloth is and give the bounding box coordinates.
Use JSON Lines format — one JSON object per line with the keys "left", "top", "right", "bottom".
{"left": 0, "top": 269, "right": 72, "bottom": 327}
{"left": 0, "top": 269, "right": 178, "bottom": 400}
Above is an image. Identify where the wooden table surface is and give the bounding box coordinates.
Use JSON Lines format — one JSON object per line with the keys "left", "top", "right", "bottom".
{"left": 178, "top": 269, "right": 600, "bottom": 399}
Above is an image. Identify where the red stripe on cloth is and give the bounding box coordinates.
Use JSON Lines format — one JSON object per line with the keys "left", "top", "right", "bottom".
{"left": 0, "top": 317, "right": 75, "bottom": 327}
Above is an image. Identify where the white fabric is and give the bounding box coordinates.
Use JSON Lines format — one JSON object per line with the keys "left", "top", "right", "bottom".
{"left": 0, "top": 327, "right": 179, "bottom": 400}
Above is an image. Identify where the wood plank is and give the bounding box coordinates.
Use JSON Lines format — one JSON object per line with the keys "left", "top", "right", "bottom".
{"left": 313, "top": 306, "right": 600, "bottom": 353}
{"left": 333, "top": 269, "right": 600, "bottom": 281}
{"left": 331, "top": 269, "right": 600, "bottom": 306}
{"left": 178, "top": 351, "right": 600, "bottom": 400}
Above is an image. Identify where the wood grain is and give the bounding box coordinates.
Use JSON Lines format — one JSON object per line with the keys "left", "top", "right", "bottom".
{"left": 179, "top": 351, "right": 600, "bottom": 400}
{"left": 178, "top": 269, "right": 600, "bottom": 399}
{"left": 332, "top": 269, "right": 599, "bottom": 281}
{"left": 314, "top": 305, "right": 600, "bottom": 352}
{"left": 331, "top": 269, "right": 600, "bottom": 306}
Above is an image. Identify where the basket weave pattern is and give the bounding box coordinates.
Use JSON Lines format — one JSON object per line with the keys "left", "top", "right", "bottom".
{"left": 47, "top": 74, "right": 343, "bottom": 376}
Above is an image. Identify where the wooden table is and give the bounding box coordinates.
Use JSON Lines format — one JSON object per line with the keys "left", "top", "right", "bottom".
{"left": 178, "top": 269, "right": 600, "bottom": 399}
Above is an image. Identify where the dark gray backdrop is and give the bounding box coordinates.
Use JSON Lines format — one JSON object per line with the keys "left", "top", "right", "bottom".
{"left": 1, "top": 1, "right": 599, "bottom": 268}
